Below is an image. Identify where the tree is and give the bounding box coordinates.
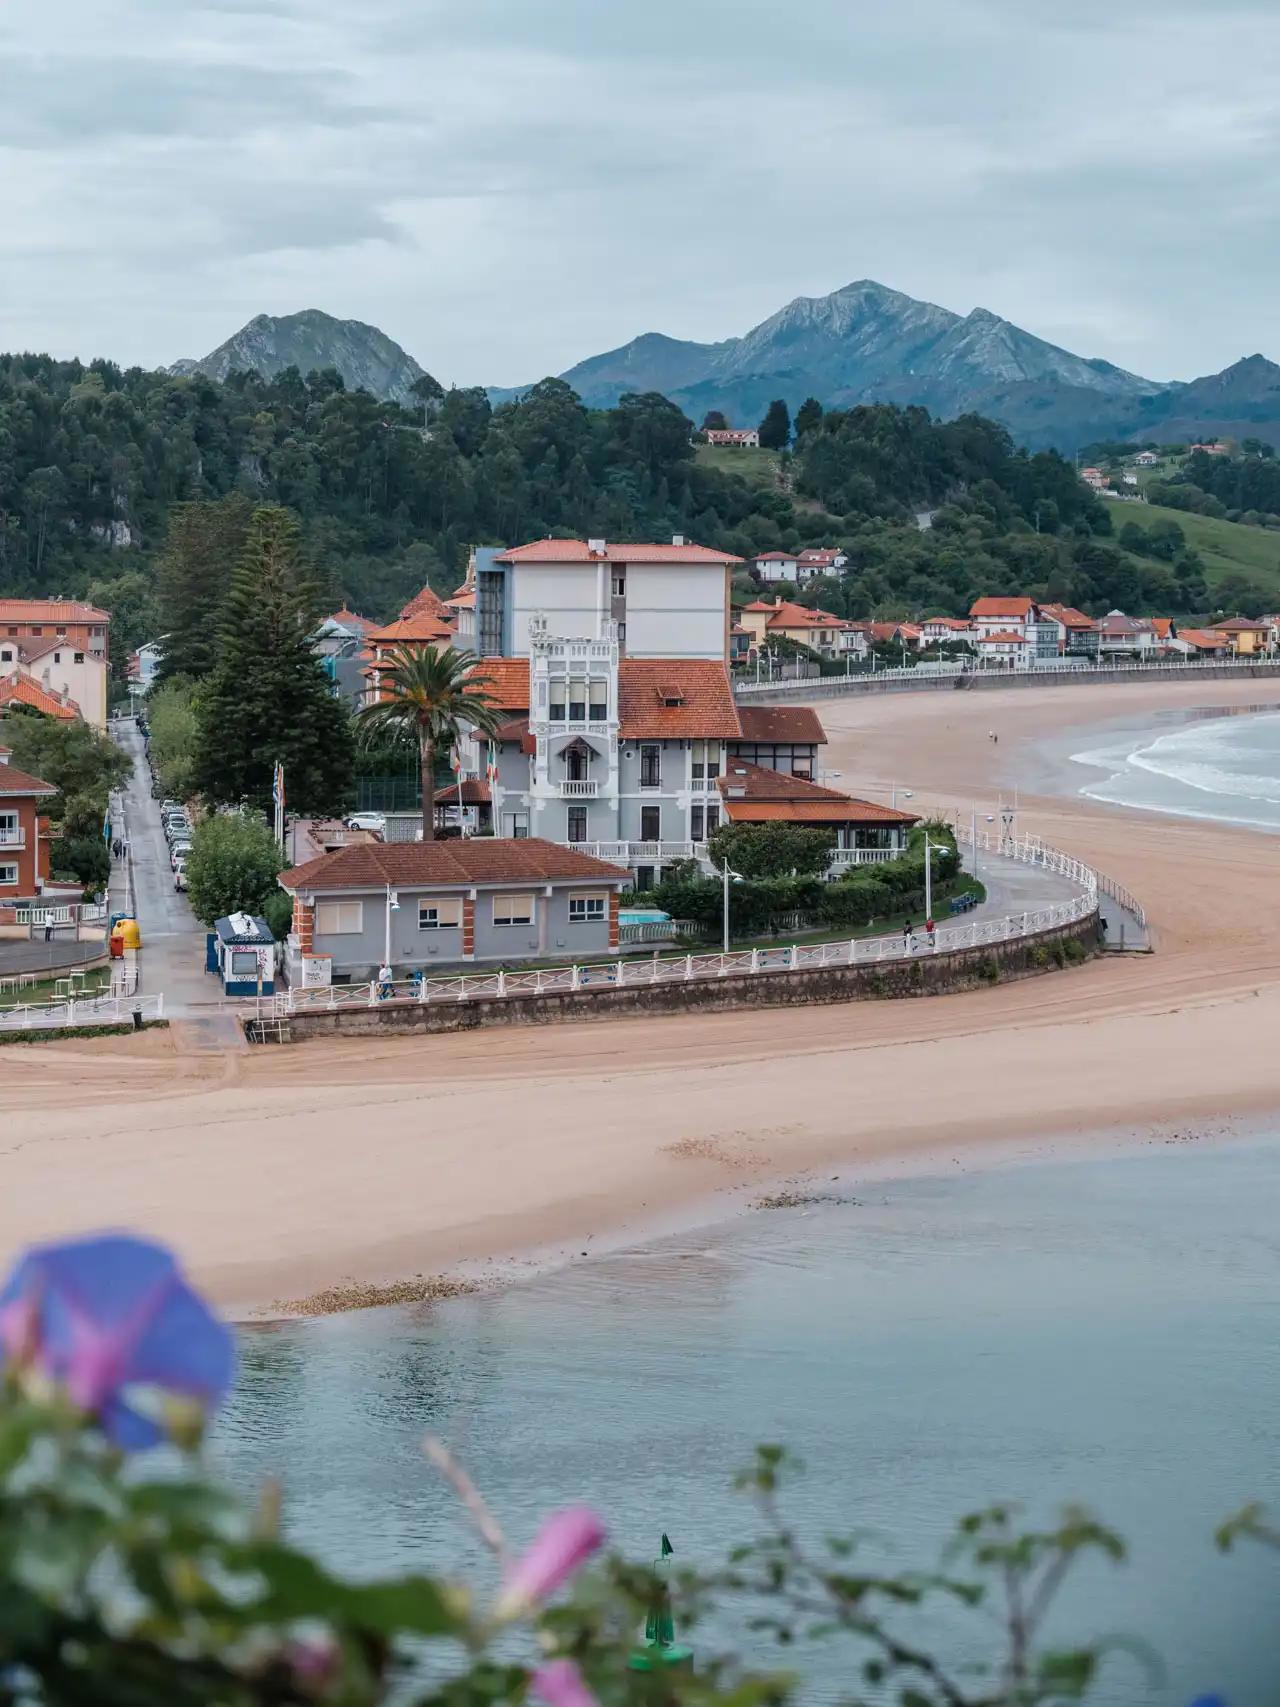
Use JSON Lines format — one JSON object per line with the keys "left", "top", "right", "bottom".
{"left": 147, "top": 679, "right": 200, "bottom": 799}
{"left": 192, "top": 506, "right": 354, "bottom": 817}
{"left": 701, "top": 410, "right": 728, "bottom": 433}
{"left": 185, "top": 810, "right": 286, "bottom": 927}
{"left": 355, "top": 645, "right": 503, "bottom": 841}
{"left": 794, "top": 397, "right": 824, "bottom": 440}
{"left": 707, "top": 821, "right": 835, "bottom": 879}
{"left": 155, "top": 496, "right": 254, "bottom": 684}
{"left": 758, "top": 400, "right": 792, "bottom": 451}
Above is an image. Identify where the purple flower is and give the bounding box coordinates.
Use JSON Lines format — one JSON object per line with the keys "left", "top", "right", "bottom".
{"left": 531, "top": 1659, "right": 601, "bottom": 1707}
{"left": 496, "top": 1507, "right": 607, "bottom": 1617}
{"left": 0, "top": 1234, "right": 234, "bottom": 1449}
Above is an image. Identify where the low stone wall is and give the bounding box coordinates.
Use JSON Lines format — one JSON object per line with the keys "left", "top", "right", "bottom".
{"left": 271, "top": 912, "right": 1100, "bottom": 1044}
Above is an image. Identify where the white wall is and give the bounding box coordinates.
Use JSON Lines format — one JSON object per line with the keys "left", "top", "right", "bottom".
{"left": 623, "top": 564, "right": 727, "bottom": 658}
{"left": 38, "top": 651, "right": 108, "bottom": 728}
{"left": 509, "top": 566, "right": 605, "bottom": 653}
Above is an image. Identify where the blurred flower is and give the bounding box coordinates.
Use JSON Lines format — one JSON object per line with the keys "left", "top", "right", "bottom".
{"left": 287, "top": 1632, "right": 342, "bottom": 1692}
{"left": 531, "top": 1659, "right": 600, "bottom": 1707}
{"left": 496, "top": 1507, "right": 606, "bottom": 1617}
{"left": 0, "top": 1233, "right": 234, "bottom": 1449}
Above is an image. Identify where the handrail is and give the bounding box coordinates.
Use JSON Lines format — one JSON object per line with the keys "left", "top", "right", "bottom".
{"left": 734, "top": 656, "right": 1280, "bottom": 698}
{"left": 0, "top": 991, "right": 164, "bottom": 1033}
{"left": 266, "top": 834, "right": 1099, "bottom": 1021}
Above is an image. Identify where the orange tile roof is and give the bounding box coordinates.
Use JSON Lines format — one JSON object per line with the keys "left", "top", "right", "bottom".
{"left": 0, "top": 670, "right": 79, "bottom": 719}
{"left": 399, "top": 584, "right": 450, "bottom": 620}
{"left": 281, "top": 836, "right": 628, "bottom": 892}
{"left": 496, "top": 538, "right": 741, "bottom": 565}
{"left": 970, "top": 597, "right": 1035, "bottom": 618}
{"left": 448, "top": 589, "right": 476, "bottom": 608}
{"left": 432, "top": 779, "right": 491, "bottom": 805}
{"left": 0, "top": 761, "right": 57, "bottom": 797}
{"left": 734, "top": 705, "right": 827, "bottom": 744}
{"left": 717, "top": 761, "right": 918, "bottom": 825}
{"left": 325, "top": 607, "right": 374, "bottom": 634}
{"left": 617, "top": 659, "right": 741, "bottom": 739}
{"left": 977, "top": 631, "right": 1027, "bottom": 645}
{"left": 1179, "top": 629, "right": 1229, "bottom": 648}
{"left": 765, "top": 601, "right": 845, "bottom": 630}
{"left": 1040, "top": 603, "right": 1093, "bottom": 629}
{"left": 466, "top": 657, "right": 530, "bottom": 712}
{"left": 1211, "top": 616, "right": 1270, "bottom": 632}
{"left": 742, "top": 599, "right": 776, "bottom": 612}
{"left": 1151, "top": 617, "right": 1175, "bottom": 638}
{"left": 0, "top": 599, "right": 109, "bottom": 623}
{"left": 365, "top": 614, "right": 455, "bottom": 646}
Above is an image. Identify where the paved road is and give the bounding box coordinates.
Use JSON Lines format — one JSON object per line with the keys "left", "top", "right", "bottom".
{"left": 112, "top": 721, "right": 217, "bottom": 1011}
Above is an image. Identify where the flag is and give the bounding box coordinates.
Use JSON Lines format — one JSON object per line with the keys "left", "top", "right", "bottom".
{"left": 451, "top": 747, "right": 462, "bottom": 775}
{"left": 485, "top": 742, "right": 498, "bottom": 786}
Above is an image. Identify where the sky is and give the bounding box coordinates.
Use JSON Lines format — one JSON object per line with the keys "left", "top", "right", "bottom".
{"left": 3, "top": 0, "right": 1279, "bottom": 387}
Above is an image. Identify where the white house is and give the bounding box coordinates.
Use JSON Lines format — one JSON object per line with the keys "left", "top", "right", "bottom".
{"left": 705, "top": 428, "right": 759, "bottom": 448}
{"left": 976, "top": 631, "right": 1033, "bottom": 669}
{"left": 1134, "top": 451, "right": 1160, "bottom": 467}
{"left": 796, "top": 547, "right": 848, "bottom": 578}
{"left": 484, "top": 537, "right": 740, "bottom": 661}
{"left": 969, "top": 597, "right": 1037, "bottom": 640}
{"left": 918, "top": 617, "right": 974, "bottom": 646}
{"left": 753, "top": 550, "right": 802, "bottom": 585}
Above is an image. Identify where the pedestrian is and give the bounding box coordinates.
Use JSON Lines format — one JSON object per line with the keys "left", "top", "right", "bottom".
{"left": 926, "top": 917, "right": 936, "bottom": 949}
{"left": 377, "top": 961, "right": 393, "bottom": 1000}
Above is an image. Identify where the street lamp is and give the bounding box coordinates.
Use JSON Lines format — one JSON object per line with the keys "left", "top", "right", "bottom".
{"left": 721, "top": 862, "right": 743, "bottom": 954}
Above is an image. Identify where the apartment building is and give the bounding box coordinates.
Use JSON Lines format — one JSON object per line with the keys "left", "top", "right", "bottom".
{"left": 0, "top": 747, "right": 56, "bottom": 901}
{"left": 0, "top": 600, "right": 110, "bottom": 728}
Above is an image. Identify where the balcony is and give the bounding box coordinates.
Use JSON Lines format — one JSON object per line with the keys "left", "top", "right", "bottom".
{"left": 0, "top": 827, "right": 25, "bottom": 849}
{"left": 828, "top": 846, "right": 898, "bottom": 867}
{"left": 558, "top": 779, "right": 600, "bottom": 798}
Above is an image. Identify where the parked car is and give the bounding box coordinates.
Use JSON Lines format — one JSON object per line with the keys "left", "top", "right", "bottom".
{"left": 346, "top": 812, "right": 386, "bottom": 834}
{"left": 174, "top": 865, "right": 188, "bottom": 892}
{"left": 170, "top": 841, "right": 192, "bottom": 868}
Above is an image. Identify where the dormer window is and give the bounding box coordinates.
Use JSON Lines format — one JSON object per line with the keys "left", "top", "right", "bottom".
{"left": 657, "top": 684, "right": 684, "bottom": 707}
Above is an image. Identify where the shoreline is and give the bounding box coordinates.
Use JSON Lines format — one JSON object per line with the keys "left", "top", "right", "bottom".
{"left": 9, "top": 675, "right": 1280, "bottom": 1319}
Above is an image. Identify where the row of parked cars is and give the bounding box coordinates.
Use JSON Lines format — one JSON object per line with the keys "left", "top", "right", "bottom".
{"left": 161, "top": 800, "right": 193, "bottom": 891}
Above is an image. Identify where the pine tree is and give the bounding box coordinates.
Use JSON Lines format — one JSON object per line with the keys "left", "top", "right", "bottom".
{"left": 155, "top": 495, "right": 253, "bottom": 683}
{"left": 193, "top": 506, "right": 354, "bottom": 816}
{"left": 758, "top": 399, "right": 792, "bottom": 450}
{"left": 794, "top": 397, "right": 824, "bottom": 440}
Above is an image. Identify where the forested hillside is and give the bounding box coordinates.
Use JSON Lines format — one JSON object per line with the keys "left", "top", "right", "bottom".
{"left": 0, "top": 354, "right": 1259, "bottom": 660}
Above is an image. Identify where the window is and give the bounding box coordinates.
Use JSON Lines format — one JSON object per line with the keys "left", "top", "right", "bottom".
{"left": 74, "top": 652, "right": 84, "bottom": 664}
{"left": 418, "top": 898, "right": 462, "bottom": 930}
{"left": 53, "top": 652, "right": 61, "bottom": 664}
{"left": 30, "top": 627, "right": 41, "bottom": 637}
{"left": 0, "top": 650, "right": 10, "bottom": 663}
{"left": 640, "top": 805, "right": 661, "bottom": 842}
{"left": 549, "top": 689, "right": 566, "bottom": 721}
{"left": 568, "top": 893, "right": 606, "bottom": 923}
{"left": 611, "top": 571, "right": 626, "bottom": 597}
{"left": 706, "top": 803, "right": 720, "bottom": 835}
{"left": 634, "top": 865, "right": 654, "bottom": 892}
{"left": 56, "top": 627, "right": 66, "bottom": 639}
{"left": 589, "top": 682, "right": 608, "bottom": 720}
{"left": 567, "top": 806, "right": 588, "bottom": 843}
{"left": 493, "top": 893, "right": 534, "bottom": 927}
{"left": 230, "top": 949, "right": 260, "bottom": 980}
{"left": 503, "top": 811, "right": 529, "bottom": 838}
{"left": 692, "top": 740, "right": 720, "bottom": 782}
{"left": 316, "top": 900, "right": 363, "bottom": 934}
{"left": 568, "top": 680, "right": 586, "bottom": 720}
{"left": 691, "top": 804, "right": 704, "bottom": 841}
{"left": 0, "top": 864, "right": 16, "bottom": 886}
{"left": 639, "top": 744, "right": 661, "bottom": 788}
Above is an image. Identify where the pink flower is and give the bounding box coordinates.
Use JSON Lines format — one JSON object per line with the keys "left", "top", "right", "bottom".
{"left": 496, "top": 1506, "right": 606, "bottom": 1617}
{"left": 532, "top": 1659, "right": 601, "bottom": 1707}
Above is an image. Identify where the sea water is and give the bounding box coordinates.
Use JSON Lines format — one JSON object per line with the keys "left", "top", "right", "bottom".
{"left": 213, "top": 1139, "right": 1280, "bottom": 1705}
{"left": 1071, "top": 706, "right": 1280, "bottom": 829}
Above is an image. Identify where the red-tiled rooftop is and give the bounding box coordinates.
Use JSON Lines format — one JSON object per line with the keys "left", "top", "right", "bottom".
{"left": 366, "top": 614, "right": 455, "bottom": 646}
{"left": 0, "top": 761, "right": 57, "bottom": 796}
{"left": 716, "top": 761, "right": 918, "bottom": 825}
{"left": 970, "top": 597, "right": 1035, "bottom": 618}
{"left": 466, "top": 658, "right": 530, "bottom": 711}
{"left": 281, "top": 837, "right": 628, "bottom": 892}
{"left": 0, "top": 599, "right": 109, "bottom": 623}
{"left": 734, "top": 704, "right": 827, "bottom": 744}
{"left": 0, "top": 670, "right": 80, "bottom": 719}
{"left": 617, "top": 659, "right": 741, "bottom": 738}
{"left": 432, "top": 779, "right": 492, "bottom": 805}
{"left": 399, "top": 584, "right": 450, "bottom": 620}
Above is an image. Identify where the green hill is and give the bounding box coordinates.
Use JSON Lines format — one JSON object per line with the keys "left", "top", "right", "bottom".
{"left": 694, "top": 442, "right": 785, "bottom": 492}
{"left": 1117, "top": 499, "right": 1280, "bottom": 597}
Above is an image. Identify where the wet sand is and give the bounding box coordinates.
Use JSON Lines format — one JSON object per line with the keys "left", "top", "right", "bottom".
{"left": 7, "top": 677, "right": 1280, "bottom": 1315}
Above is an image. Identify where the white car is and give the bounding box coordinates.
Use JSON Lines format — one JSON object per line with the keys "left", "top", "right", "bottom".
{"left": 346, "top": 812, "right": 386, "bottom": 834}
{"left": 170, "top": 840, "right": 192, "bottom": 868}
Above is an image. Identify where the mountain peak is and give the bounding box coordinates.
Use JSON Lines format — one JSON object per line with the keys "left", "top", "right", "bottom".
{"left": 169, "top": 310, "right": 432, "bottom": 405}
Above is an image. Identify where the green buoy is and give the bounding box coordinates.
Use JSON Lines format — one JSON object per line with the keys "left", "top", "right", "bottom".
{"left": 628, "top": 1533, "right": 695, "bottom": 1672}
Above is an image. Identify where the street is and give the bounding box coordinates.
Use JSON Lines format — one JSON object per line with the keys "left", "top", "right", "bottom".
{"left": 112, "top": 720, "right": 216, "bottom": 1011}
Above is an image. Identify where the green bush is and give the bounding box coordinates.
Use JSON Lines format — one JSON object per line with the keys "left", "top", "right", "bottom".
{"left": 186, "top": 810, "right": 286, "bottom": 928}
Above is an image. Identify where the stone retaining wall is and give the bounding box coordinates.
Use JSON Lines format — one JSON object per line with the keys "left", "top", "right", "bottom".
{"left": 735, "top": 662, "right": 1280, "bottom": 704}
{"left": 270, "top": 912, "right": 1100, "bottom": 1044}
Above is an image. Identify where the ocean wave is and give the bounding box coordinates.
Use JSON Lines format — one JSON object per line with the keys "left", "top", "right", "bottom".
{"left": 1068, "top": 711, "right": 1280, "bottom": 826}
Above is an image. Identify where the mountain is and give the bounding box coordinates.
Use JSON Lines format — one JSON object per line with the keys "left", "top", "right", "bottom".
{"left": 497, "top": 280, "right": 1280, "bottom": 452}
{"left": 169, "top": 310, "right": 430, "bottom": 405}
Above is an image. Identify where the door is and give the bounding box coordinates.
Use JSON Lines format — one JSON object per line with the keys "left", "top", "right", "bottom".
{"left": 640, "top": 805, "right": 661, "bottom": 843}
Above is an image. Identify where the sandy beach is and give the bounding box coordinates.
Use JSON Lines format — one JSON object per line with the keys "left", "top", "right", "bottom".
{"left": 7, "top": 676, "right": 1280, "bottom": 1315}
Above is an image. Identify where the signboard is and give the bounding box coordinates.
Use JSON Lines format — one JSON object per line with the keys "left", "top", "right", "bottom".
{"left": 301, "top": 954, "right": 332, "bottom": 988}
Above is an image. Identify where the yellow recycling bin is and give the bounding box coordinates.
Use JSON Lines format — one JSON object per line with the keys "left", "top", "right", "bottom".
{"left": 116, "top": 917, "right": 142, "bottom": 951}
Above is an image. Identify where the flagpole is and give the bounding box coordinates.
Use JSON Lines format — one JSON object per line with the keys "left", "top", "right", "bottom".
{"left": 454, "top": 745, "right": 466, "bottom": 836}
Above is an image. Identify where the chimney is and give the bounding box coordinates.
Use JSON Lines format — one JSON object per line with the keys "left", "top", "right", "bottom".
{"left": 671, "top": 534, "right": 685, "bottom": 547}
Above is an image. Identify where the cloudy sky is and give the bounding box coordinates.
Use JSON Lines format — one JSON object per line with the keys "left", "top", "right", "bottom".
{"left": 3, "top": 0, "right": 1278, "bottom": 386}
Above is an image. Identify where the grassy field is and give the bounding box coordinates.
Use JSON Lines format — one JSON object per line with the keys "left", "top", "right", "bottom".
{"left": 1114, "top": 498, "right": 1280, "bottom": 595}
{"left": 0, "top": 967, "right": 110, "bottom": 1010}
{"left": 694, "top": 442, "right": 785, "bottom": 492}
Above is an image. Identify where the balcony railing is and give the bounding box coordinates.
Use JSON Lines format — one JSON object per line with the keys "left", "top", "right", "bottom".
{"left": 828, "top": 846, "right": 899, "bottom": 866}
{"left": 558, "top": 779, "right": 600, "bottom": 798}
{"left": 0, "top": 828, "right": 25, "bottom": 849}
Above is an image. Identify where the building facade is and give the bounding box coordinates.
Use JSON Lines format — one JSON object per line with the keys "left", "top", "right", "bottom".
{"left": 0, "top": 748, "right": 56, "bottom": 902}
{"left": 0, "top": 601, "right": 109, "bottom": 728}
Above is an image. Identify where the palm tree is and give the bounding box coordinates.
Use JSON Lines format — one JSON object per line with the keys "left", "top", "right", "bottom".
{"left": 356, "top": 645, "right": 503, "bottom": 842}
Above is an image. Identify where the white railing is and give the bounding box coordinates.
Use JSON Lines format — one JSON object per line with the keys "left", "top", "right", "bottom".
{"left": 265, "top": 835, "right": 1098, "bottom": 1022}
{"left": 0, "top": 990, "right": 164, "bottom": 1033}
{"left": 0, "top": 829, "right": 25, "bottom": 848}
{"left": 577, "top": 840, "right": 707, "bottom": 864}
{"left": 558, "top": 779, "right": 600, "bottom": 798}
{"left": 735, "top": 655, "right": 1280, "bottom": 697}
{"left": 619, "top": 920, "right": 678, "bottom": 944}
{"left": 828, "top": 847, "right": 897, "bottom": 866}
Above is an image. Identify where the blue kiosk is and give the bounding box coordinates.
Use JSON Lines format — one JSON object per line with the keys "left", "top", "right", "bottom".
{"left": 211, "top": 913, "right": 276, "bottom": 997}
